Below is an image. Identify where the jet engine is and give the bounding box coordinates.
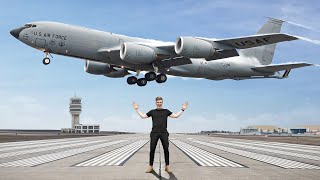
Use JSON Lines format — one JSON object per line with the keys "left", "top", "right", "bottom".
{"left": 120, "top": 43, "right": 156, "bottom": 64}
{"left": 175, "top": 37, "right": 216, "bottom": 58}
{"left": 84, "top": 60, "right": 113, "bottom": 75}
{"left": 104, "top": 67, "right": 129, "bottom": 78}
{"left": 85, "top": 60, "right": 129, "bottom": 78}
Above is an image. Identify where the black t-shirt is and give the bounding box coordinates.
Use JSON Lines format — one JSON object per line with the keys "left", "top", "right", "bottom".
{"left": 147, "top": 109, "right": 172, "bottom": 133}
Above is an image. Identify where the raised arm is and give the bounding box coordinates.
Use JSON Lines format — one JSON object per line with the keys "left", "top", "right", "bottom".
{"left": 170, "top": 102, "right": 188, "bottom": 118}
{"left": 133, "top": 102, "right": 149, "bottom": 119}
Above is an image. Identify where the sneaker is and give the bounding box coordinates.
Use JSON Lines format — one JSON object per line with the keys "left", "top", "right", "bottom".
{"left": 145, "top": 165, "right": 153, "bottom": 173}
{"left": 165, "top": 165, "right": 172, "bottom": 173}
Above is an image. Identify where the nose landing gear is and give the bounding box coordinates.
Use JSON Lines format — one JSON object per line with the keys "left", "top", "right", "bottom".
{"left": 42, "top": 52, "right": 51, "bottom": 65}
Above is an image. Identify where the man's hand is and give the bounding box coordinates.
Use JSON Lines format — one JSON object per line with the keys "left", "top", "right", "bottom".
{"left": 133, "top": 102, "right": 148, "bottom": 119}
{"left": 182, "top": 102, "right": 188, "bottom": 110}
{"left": 132, "top": 102, "right": 139, "bottom": 110}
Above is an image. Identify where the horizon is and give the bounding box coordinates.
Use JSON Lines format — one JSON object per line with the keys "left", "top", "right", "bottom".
{"left": 1, "top": 0, "right": 320, "bottom": 133}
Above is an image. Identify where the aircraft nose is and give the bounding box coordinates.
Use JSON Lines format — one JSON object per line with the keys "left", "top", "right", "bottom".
{"left": 10, "top": 27, "right": 24, "bottom": 39}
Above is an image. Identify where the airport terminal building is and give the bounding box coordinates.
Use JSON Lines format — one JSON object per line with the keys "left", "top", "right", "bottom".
{"left": 240, "top": 125, "right": 320, "bottom": 135}
{"left": 61, "top": 95, "right": 100, "bottom": 133}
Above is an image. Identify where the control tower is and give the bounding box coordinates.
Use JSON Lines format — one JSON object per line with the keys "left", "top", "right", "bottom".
{"left": 69, "top": 96, "right": 82, "bottom": 128}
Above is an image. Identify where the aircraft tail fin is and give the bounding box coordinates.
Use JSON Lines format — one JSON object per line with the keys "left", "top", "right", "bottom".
{"left": 240, "top": 18, "right": 285, "bottom": 65}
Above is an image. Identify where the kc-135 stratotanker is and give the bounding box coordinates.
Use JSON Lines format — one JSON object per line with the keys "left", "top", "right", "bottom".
{"left": 10, "top": 18, "right": 314, "bottom": 86}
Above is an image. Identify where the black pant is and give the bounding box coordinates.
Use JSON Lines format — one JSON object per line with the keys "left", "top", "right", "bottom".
{"left": 149, "top": 132, "right": 169, "bottom": 166}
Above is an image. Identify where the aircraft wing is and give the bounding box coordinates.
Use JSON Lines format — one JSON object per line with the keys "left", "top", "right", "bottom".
{"left": 199, "top": 33, "right": 298, "bottom": 50}
{"left": 159, "top": 57, "right": 193, "bottom": 69}
{"left": 252, "top": 62, "right": 314, "bottom": 73}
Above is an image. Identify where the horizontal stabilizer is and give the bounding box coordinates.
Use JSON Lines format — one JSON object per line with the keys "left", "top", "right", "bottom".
{"left": 252, "top": 62, "right": 314, "bottom": 73}
{"left": 204, "top": 33, "right": 298, "bottom": 50}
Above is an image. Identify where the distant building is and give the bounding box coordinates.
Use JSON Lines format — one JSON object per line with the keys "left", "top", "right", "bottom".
{"left": 75, "top": 124, "right": 100, "bottom": 133}
{"left": 289, "top": 128, "right": 307, "bottom": 134}
{"left": 299, "top": 125, "right": 320, "bottom": 133}
{"left": 69, "top": 96, "right": 82, "bottom": 129}
{"left": 61, "top": 95, "right": 100, "bottom": 133}
{"left": 241, "top": 125, "right": 320, "bottom": 135}
{"left": 240, "top": 125, "right": 280, "bottom": 135}
{"left": 61, "top": 128, "right": 75, "bottom": 133}
{"left": 240, "top": 127, "right": 259, "bottom": 135}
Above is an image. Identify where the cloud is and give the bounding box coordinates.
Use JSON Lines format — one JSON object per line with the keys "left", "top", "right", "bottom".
{"left": 0, "top": 95, "right": 69, "bottom": 129}
{"left": 168, "top": 105, "right": 320, "bottom": 133}
{"left": 295, "top": 36, "right": 320, "bottom": 46}
{"left": 287, "top": 21, "right": 320, "bottom": 33}
{"left": 98, "top": 113, "right": 152, "bottom": 133}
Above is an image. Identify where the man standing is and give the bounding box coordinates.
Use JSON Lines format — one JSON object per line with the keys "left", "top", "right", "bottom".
{"left": 133, "top": 97, "right": 188, "bottom": 173}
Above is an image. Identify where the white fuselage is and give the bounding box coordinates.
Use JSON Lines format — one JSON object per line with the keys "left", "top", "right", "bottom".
{"left": 13, "top": 22, "right": 272, "bottom": 80}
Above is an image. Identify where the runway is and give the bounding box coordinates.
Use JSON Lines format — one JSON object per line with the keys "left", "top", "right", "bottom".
{"left": 0, "top": 134, "right": 319, "bottom": 180}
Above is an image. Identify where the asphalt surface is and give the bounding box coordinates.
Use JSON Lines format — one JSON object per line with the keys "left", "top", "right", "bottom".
{"left": 0, "top": 134, "right": 319, "bottom": 180}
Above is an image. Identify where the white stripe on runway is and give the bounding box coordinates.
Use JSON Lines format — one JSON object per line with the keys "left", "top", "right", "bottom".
{"left": 0, "top": 136, "right": 101, "bottom": 149}
{"left": 211, "top": 140, "right": 320, "bottom": 160}
{"left": 0, "top": 139, "right": 88, "bottom": 153}
{"left": 0, "top": 140, "right": 127, "bottom": 167}
{"left": 194, "top": 140, "right": 320, "bottom": 170}
{"left": 223, "top": 139, "right": 320, "bottom": 155}
{"left": 0, "top": 139, "right": 110, "bottom": 159}
{"left": 171, "top": 140, "right": 244, "bottom": 167}
{"left": 220, "top": 138, "right": 320, "bottom": 151}
{"left": 75, "top": 140, "right": 148, "bottom": 166}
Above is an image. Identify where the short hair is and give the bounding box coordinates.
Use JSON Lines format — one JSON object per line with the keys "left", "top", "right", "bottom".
{"left": 155, "top": 96, "right": 163, "bottom": 101}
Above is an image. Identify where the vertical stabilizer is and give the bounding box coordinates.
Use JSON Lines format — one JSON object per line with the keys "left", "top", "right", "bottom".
{"left": 240, "top": 18, "right": 285, "bottom": 65}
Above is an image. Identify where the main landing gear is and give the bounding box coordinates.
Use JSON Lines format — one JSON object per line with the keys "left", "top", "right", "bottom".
{"left": 42, "top": 52, "right": 51, "bottom": 65}
{"left": 127, "top": 72, "right": 167, "bottom": 87}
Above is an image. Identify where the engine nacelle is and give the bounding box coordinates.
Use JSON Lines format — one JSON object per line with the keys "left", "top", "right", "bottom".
{"left": 120, "top": 43, "right": 156, "bottom": 64}
{"left": 84, "top": 60, "right": 113, "bottom": 75}
{"left": 104, "top": 67, "right": 129, "bottom": 78}
{"left": 175, "top": 37, "right": 215, "bottom": 58}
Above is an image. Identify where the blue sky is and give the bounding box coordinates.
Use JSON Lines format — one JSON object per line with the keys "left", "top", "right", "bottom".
{"left": 1, "top": 0, "right": 319, "bottom": 132}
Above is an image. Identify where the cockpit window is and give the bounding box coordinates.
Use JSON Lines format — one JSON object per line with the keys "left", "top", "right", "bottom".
{"left": 24, "top": 24, "right": 36, "bottom": 28}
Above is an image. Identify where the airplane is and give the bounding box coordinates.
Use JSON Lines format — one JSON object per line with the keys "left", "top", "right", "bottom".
{"left": 10, "top": 18, "right": 314, "bottom": 86}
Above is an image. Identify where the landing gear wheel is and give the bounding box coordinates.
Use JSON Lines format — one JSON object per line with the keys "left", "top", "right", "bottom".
{"left": 42, "top": 58, "right": 50, "bottom": 65}
{"left": 156, "top": 74, "right": 167, "bottom": 83}
{"left": 127, "top": 76, "right": 138, "bottom": 85}
{"left": 137, "top": 78, "right": 147, "bottom": 87}
{"left": 145, "top": 72, "right": 156, "bottom": 81}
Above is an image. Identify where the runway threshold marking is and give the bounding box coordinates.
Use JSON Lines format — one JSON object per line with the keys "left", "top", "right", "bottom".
{"left": 194, "top": 140, "right": 320, "bottom": 170}
{"left": 0, "top": 139, "right": 110, "bottom": 159}
{"left": 75, "top": 140, "right": 148, "bottom": 166}
{"left": 0, "top": 139, "right": 88, "bottom": 153}
{"left": 0, "top": 136, "right": 101, "bottom": 149}
{"left": 225, "top": 139, "right": 320, "bottom": 155}
{"left": 0, "top": 140, "right": 127, "bottom": 167}
{"left": 212, "top": 140, "right": 320, "bottom": 161}
{"left": 170, "top": 140, "right": 244, "bottom": 167}
{"left": 219, "top": 137, "right": 320, "bottom": 151}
